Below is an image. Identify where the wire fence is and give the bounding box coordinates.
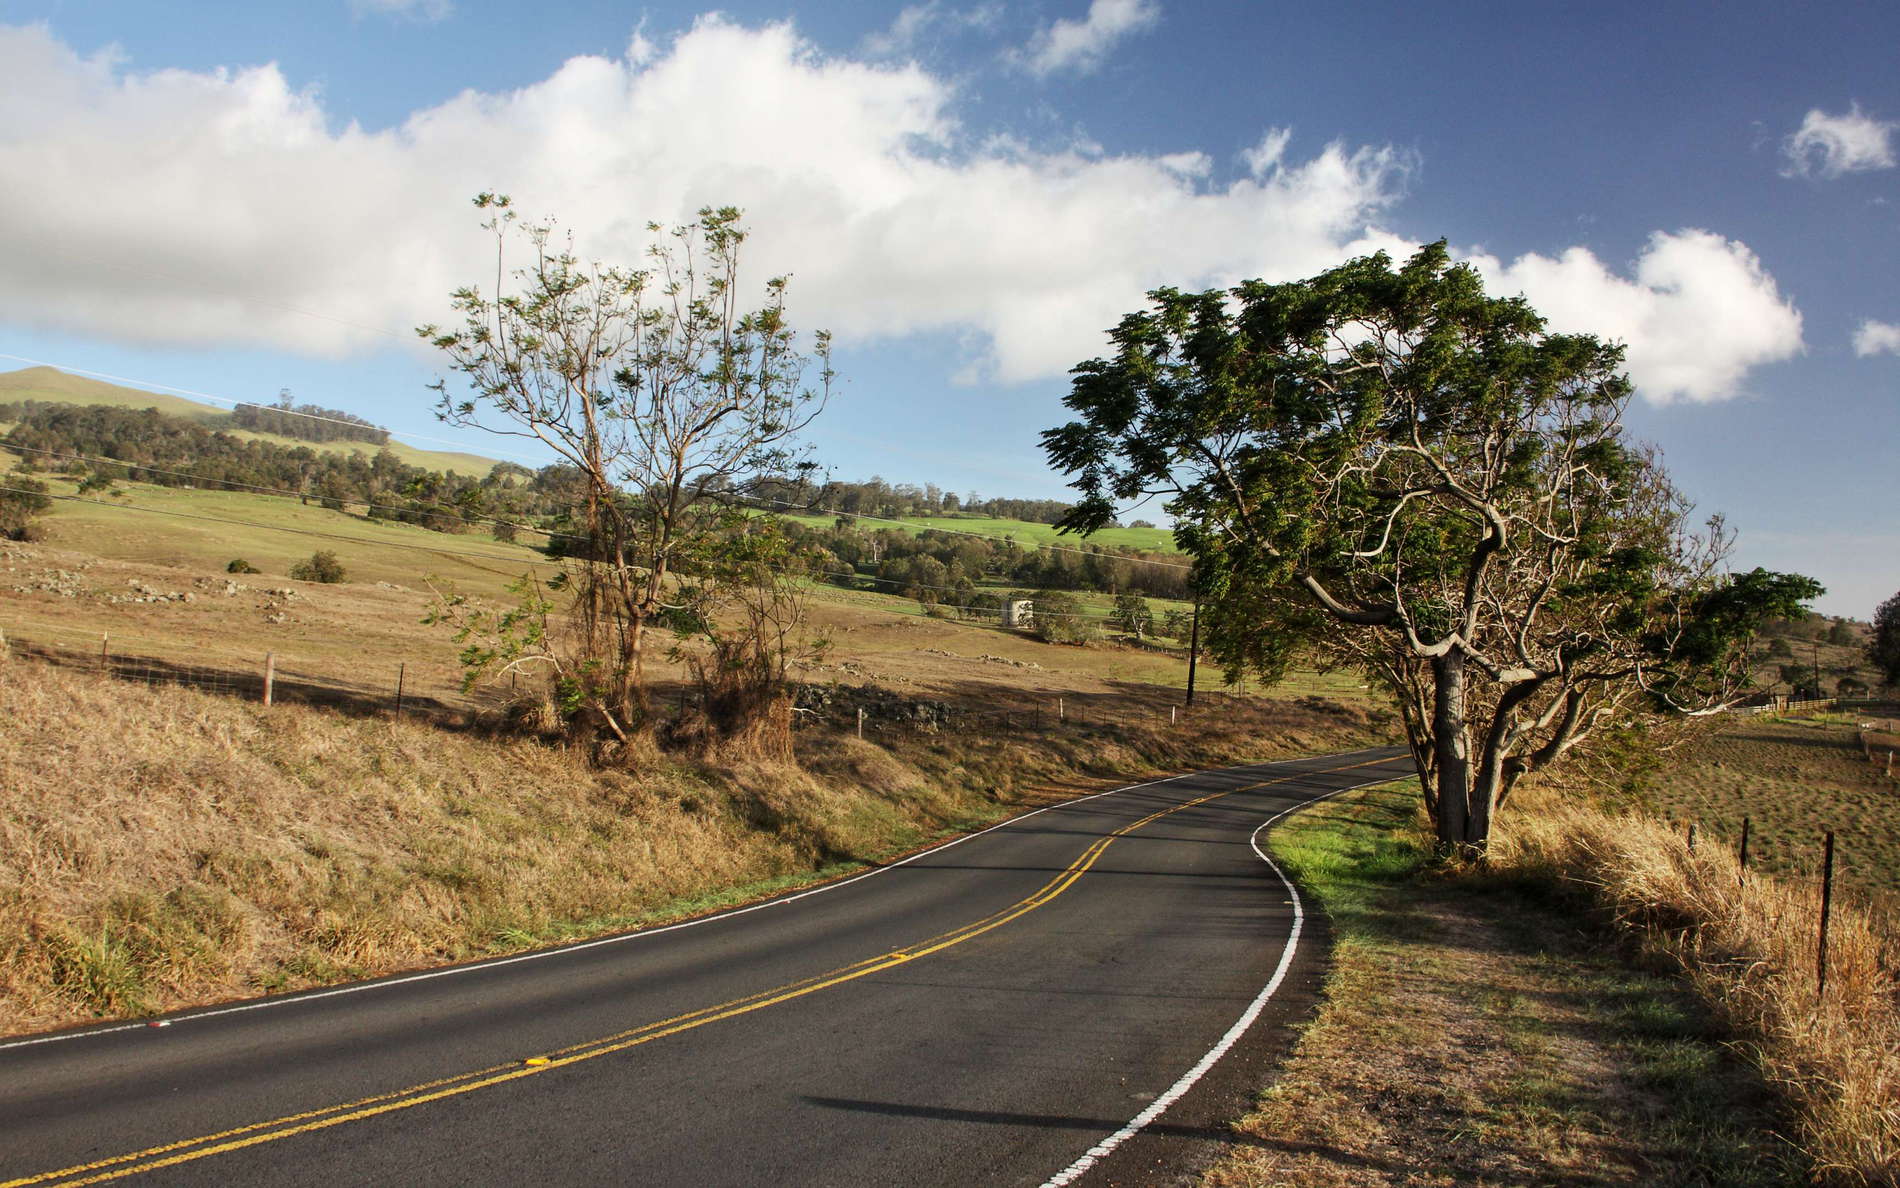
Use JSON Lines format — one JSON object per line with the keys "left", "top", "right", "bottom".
{"left": 0, "top": 618, "right": 490, "bottom": 726}
{"left": 0, "top": 614, "right": 1221, "bottom": 743}
{"left": 1668, "top": 812, "right": 1900, "bottom": 991}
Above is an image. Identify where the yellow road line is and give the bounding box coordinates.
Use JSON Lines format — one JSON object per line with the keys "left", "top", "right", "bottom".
{"left": 5, "top": 754, "right": 1400, "bottom": 1188}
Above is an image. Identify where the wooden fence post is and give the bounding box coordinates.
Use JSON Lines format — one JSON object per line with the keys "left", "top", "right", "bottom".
{"left": 857, "top": 706, "right": 864, "bottom": 740}
{"left": 100, "top": 632, "right": 109, "bottom": 671}
{"left": 1818, "top": 831, "right": 1836, "bottom": 996}
{"left": 1738, "top": 816, "right": 1750, "bottom": 881}
{"left": 395, "top": 662, "right": 406, "bottom": 717}
{"left": 1058, "top": 697, "right": 1064, "bottom": 722}
{"left": 263, "top": 652, "right": 275, "bottom": 707}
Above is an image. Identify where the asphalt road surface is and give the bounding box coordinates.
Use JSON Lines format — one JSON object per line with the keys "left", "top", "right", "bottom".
{"left": 1, "top": 745, "right": 1414, "bottom": 1187}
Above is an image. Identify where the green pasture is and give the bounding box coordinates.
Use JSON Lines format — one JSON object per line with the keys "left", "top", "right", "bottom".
{"left": 774, "top": 510, "right": 1178, "bottom": 552}
{"left": 28, "top": 476, "right": 546, "bottom": 595}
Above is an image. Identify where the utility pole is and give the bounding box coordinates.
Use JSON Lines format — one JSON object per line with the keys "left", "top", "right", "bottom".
{"left": 1185, "top": 601, "right": 1200, "bottom": 705}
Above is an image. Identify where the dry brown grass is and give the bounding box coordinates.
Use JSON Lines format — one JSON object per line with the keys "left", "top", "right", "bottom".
{"left": 0, "top": 652, "right": 1390, "bottom": 1037}
{"left": 1495, "top": 782, "right": 1900, "bottom": 1185}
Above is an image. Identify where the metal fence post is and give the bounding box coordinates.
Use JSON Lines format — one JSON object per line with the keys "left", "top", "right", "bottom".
{"left": 1818, "top": 831, "right": 1836, "bottom": 997}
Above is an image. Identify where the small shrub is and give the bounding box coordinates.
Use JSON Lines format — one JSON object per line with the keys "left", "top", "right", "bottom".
{"left": 0, "top": 475, "right": 52, "bottom": 540}
{"left": 289, "top": 550, "right": 346, "bottom": 583}
{"left": 75, "top": 469, "right": 119, "bottom": 496}
{"left": 226, "top": 558, "right": 261, "bottom": 574}
{"left": 1031, "top": 590, "right": 1098, "bottom": 645}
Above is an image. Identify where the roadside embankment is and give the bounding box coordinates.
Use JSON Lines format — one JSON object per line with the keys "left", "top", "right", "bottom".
{"left": 1204, "top": 774, "right": 1896, "bottom": 1187}
{"left": 1203, "top": 780, "right": 1802, "bottom": 1187}
{"left": 0, "top": 654, "right": 1391, "bottom": 1036}
{"left": 1497, "top": 781, "right": 1900, "bottom": 1185}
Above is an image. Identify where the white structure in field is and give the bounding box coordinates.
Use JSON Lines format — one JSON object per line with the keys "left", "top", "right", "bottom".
{"left": 1003, "top": 598, "right": 1034, "bottom": 629}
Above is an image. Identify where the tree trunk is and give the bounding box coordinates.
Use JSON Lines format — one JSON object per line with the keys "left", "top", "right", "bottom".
{"left": 1429, "top": 650, "right": 1481, "bottom": 857}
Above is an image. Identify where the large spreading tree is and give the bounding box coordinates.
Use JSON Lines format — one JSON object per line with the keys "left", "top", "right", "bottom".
{"left": 1044, "top": 242, "right": 1818, "bottom": 855}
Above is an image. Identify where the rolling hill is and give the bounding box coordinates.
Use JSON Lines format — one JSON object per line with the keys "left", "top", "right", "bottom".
{"left": 0, "top": 366, "right": 501, "bottom": 475}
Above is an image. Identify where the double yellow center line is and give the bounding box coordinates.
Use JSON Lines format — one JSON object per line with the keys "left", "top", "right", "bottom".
{"left": 5, "top": 755, "right": 1397, "bottom": 1186}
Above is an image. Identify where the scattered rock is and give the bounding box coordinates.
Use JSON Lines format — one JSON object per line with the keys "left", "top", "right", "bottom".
{"left": 918, "top": 648, "right": 1041, "bottom": 670}
{"left": 10, "top": 569, "right": 91, "bottom": 598}
{"left": 794, "top": 683, "right": 957, "bottom": 730}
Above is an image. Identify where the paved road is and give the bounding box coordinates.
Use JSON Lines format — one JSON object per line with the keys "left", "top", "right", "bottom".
{"left": 1, "top": 746, "right": 1413, "bottom": 1187}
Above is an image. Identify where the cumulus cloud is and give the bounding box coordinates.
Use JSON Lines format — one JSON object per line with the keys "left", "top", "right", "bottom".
{"left": 1854, "top": 319, "right": 1900, "bottom": 357}
{"left": 1020, "top": 0, "right": 1159, "bottom": 77}
{"left": 1466, "top": 231, "right": 1804, "bottom": 404}
{"left": 1782, "top": 103, "right": 1895, "bottom": 178}
{"left": 0, "top": 18, "right": 1799, "bottom": 400}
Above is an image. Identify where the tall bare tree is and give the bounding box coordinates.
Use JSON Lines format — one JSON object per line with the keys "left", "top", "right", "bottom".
{"left": 421, "top": 195, "right": 830, "bottom": 737}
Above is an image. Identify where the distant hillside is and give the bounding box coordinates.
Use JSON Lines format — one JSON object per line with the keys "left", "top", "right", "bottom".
{"left": 1752, "top": 614, "right": 1886, "bottom": 699}
{"left": 0, "top": 366, "right": 500, "bottom": 476}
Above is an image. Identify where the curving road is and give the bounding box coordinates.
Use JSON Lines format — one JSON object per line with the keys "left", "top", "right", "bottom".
{"left": 0, "top": 746, "right": 1413, "bottom": 1187}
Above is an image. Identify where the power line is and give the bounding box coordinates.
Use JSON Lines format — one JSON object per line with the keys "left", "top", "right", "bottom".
{"left": 0, "top": 351, "right": 546, "bottom": 465}
{"left": 0, "top": 354, "right": 1178, "bottom": 540}
{"left": 0, "top": 482, "right": 1135, "bottom": 622}
{"left": 2, "top": 442, "right": 1172, "bottom": 610}
{"left": 0, "top": 484, "right": 548, "bottom": 573}
{"left": 733, "top": 495, "right": 1193, "bottom": 572}
{"left": 1, "top": 441, "right": 568, "bottom": 544}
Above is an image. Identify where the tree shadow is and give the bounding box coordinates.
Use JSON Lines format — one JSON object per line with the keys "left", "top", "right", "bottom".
{"left": 797, "top": 1095, "right": 1412, "bottom": 1172}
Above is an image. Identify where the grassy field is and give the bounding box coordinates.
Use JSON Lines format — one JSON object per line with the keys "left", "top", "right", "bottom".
{"left": 0, "top": 470, "right": 1376, "bottom": 719}
{"left": 1619, "top": 711, "right": 1900, "bottom": 915}
{"left": 775, "top": 509, "right": 1179, "bottom": 552}
{"left": 1205, "top": 780, "right": 1802, "bottom": 1186}
{"left": 0, "top": 365, "right": 501, "bottom": 475}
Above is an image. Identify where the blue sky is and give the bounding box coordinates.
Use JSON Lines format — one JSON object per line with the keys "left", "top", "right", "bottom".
{"left": 0, "top": 0, "right": 1895, "bottom": 616}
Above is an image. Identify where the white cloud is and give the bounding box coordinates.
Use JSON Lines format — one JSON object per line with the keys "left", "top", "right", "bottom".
{"left": 1854, "top": 319, "right": 1900, "bottom": 357}
{"left": 0, "top": 19, "right": 1800, "bottom": 400}
{"left": 863, "top": 3, "right": 1001, "bottom": 57}
{"left": 349, "top": 0, "right": 452, "bottom": 22}
{"left": 1782, "top": 103, "right": 1895, "bottom": 178}
{"left": 1467, "top": 231, "right": 1804, "bottom": 404}
{"left": 1240, "top": 128, "right": 1292, "bottom": 178}
{"left": 1021, "top": 0, "right": 1159, "bottom": 77}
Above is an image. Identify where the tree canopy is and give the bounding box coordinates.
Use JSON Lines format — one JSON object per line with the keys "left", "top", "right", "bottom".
{"left": 1045, "top": 241, "right": 1819, "bottom": 854}
{"left": 1872, "top": 591, "right": 1900, "bottom": 689}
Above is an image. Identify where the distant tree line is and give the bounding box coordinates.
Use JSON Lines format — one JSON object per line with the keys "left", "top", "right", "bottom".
{"left": 0, "top": 403, "right": 580, "bottom": 533}
{"left": 230, "top": 394, "right": 389, "bottom": 445}
{"left": 750, "top": 474, "right": 1079, "bottom": 526}
{"left": 780, "top": 520, "right": 1190, "bottom": 604}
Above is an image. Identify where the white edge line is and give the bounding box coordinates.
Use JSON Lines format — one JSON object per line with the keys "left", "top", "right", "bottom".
{"left": 0, "top": 747, "right": 1398, "bottom": 1054}
{"left": 1037, "top": 765, "right": 1407, "bottom": 1188}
